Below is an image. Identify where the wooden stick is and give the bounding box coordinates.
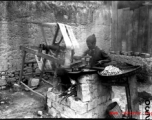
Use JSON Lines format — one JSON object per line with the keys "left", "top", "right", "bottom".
{"left": 39, "top": 58, "right": 46, "bottom": 82}
{"left": 19, "top": 51, "right": 26, "bottom": 84}
{"left": 20, "top": 46, "right": 64, "bottom": 64}
{"left": 40, "top": 26, "right": 48, "bottom": 45}
{"left": 52, "top": 24, "right": 59, "bottom": 44}
{"left": 20, "top": 81, "right": 45, "bottom": 99}
{"left": 41, "top": 78, "right": 53, "bottom": 87}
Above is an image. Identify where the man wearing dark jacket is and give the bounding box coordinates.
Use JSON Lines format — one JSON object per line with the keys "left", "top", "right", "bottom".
{"left": 74, "top": 34, "right": 111, "bottom": 67}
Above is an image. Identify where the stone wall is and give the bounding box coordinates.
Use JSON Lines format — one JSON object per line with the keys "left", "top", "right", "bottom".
{"left": 0, "top": 1, "right": 112, "bottom": 86}
{"left": 0, "top": 60, "right": 53, "bottom": 87}
{"left": 72, "top": 4, "right": 111, "bottom": 56}
{"left": 47, "top": 74, "right": 112, "bottom": 118}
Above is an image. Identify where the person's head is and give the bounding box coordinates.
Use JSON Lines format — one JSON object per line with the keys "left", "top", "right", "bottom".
{"left": 86, "top": 34, "right": 96, "bottom": 50}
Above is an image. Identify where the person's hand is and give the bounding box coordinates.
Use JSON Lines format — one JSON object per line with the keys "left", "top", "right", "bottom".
{"left": 39, "top": 44, "right": 46, "bottom": 49}
{"left": 97, "top": 60, "right": 104, "bottom": 65}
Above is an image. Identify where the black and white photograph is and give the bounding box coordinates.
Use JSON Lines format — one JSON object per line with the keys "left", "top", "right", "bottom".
{"left": 0, "top": 1, "right": 152, "bottom": 119}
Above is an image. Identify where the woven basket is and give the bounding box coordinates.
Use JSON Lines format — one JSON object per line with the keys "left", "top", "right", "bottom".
{"left": 106, "top": 102, "right": 123, "bottom": 118}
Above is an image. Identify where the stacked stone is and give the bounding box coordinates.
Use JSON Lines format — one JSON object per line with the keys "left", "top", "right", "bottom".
{"left": 0, "top": 71, "right": 7, "bottom": 89}
{"left": 7, "top": 71, "right": 20, "bottom": 82}
{"left": 22, "top": 61, "right": 54, "bottom": 81}
{"left": 47, "top": 74, "right": 112, "bottom": 118}
{"left": 0, "top": 60, "right": 55, "bottom": 87}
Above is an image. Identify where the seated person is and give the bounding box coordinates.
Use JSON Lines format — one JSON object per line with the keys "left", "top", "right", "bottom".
{"left": 56, "top": 34, "right": 111, "bottom": 90}
{"left": 41, "top": 34, "right": 111, "bottom": 93}
{"left": 74, "top": 34, "right": 111, "bottom": 67}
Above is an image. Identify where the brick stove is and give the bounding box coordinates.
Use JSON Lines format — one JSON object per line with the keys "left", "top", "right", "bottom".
{"left": 47, "top": 73, "right": 112, "bottom": 118}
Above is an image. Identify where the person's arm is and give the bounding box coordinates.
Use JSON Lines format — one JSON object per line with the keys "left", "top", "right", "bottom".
{"left": 98, "top": 50, "right": 111, "bottom": 64}
{"left": 73, "top": 49, "right": 89, "bottom": 60}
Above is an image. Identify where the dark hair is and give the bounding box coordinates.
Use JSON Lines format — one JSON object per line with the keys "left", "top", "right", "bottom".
{"left": 86, "top": 34, "right": 96, "bottom": 44}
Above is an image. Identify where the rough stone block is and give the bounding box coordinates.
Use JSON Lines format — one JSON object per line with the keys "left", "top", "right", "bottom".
{"left": 60, "top": 114, "right": 69, "bottom": 118}
{"left": 97, "top": 96, "right": 102, "bottom": 105}
{"left": 52, "top": 102, "right": 64, "bottom": 113}
{"left": 81, "top": 110, "right": 93, "bottom": 118}
{"left": 73, "top": 113, "right": 84, "bottom": 118}
{"left": 35, "top": 68, "right": 41, "bottom": 74}
{"left": 56, "top": 113, "right": 61, "bottom": 118}
{"left": 89, "top": 84, "right": 94, "bottom": 93}
{"left": 148, "top": 76, "right": 152, "bottom": 84}
{"left": 67, "top": 97, "right": 88, "bottom": 114}
{"left": 93, "top": 83, "right": 98, "bottom": 90}
{"left": 60, "top": 97, "right": 67, "bottom": 106}
{"left": 88, "top": 98, "right": 98, "bottom": 111}
{"left": 47, "top": 99, "right": 52, "bottom": 108}
{"left": 92, "top": 113, "right": 98, "bottom": 118}
{"left": 95, "top": 105, "right": 100, "bottom": 115}
{"left": 81, "top": 84, "right": 90, "bottom": 91}
{"left": 47, "top": 91, "right": 56, "bottom": 101}
{"left": 100, "top": 95, "right": 107, "bottom": 104}
{"left": 77, "top": 83, "right": 91, "bottom": 102}
{"left": 92, "top": 88, "right": 98, "bottom": 98}
{"left": 1, "top": 71, "right": 6, "bottom": 75}
{"left": 97, "top": 104, "right": 106, "bottom": 118}
{"left": 48, "top": 107, "right": 58, "bottom": 117}
{"left": 62, "top": 106, "right": 76, "bottom": 117}
{"left": 91, "top": 92, "right": 96, "bottom": 100}
{"left": 77, "top": 83, "right": 82, "bottom": 100}
{"left": 34, "top": 62, "right": 37, "bottom": 66}
{"left": 78, "top": 74, "right": 98, "bottom": 84}
{"left": 0, "top": 79, "right": 7, "bottom": 86}
{"left": 81, "top": 90, "right": 91, "bottom": 102}
{"left": 1, "top": 76, "right": 6, "bottom": 80}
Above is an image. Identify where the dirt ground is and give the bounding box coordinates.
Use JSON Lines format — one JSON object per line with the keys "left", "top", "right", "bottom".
{"left": 113, "top": 84, "right": 152, "bottom": 119}
{"left": 0, "top": 81, "right": 52, "bottom": 119}
{"left": 0, "top": 80, "right": 152, "bottom": 119}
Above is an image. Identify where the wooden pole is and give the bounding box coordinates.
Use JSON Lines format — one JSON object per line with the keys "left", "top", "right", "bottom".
{"left": 39, "top": 58, "right": 46, "bottom": 82}
{"left": 20, "top": 81, "right": 45, "bottom": 99}
{"left": 19, "top": 51, "right": 26, "bottom": 84}
{"left": 41, "top": 78, "right": 53, "bottom": 87}
{"left": 52, "top": 24, "right": 59, "bottom": 45}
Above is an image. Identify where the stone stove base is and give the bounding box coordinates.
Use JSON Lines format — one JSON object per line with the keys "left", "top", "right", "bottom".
{"left": 47, "top": 74, "right": 112, "bottom": 118}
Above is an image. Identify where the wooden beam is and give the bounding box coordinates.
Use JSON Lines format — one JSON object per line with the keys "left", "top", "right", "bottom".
{"left": 52, "top": 24, "right": 60, "bottom": 44}
{"left": 19, "top": 51, "right": 26, "bottom": 84}
{"left": 20, "top": 46, "right": 64, "bottom": 65}
{"left": 40, "top": 26, "right": 48, "bottom": 45}
{"left": 16, "top": 21, "right": 57, "bottom": 27}
{"left": 20, "top": 81, "right": 45, "bottom": 99}
{"left": 41, "top": 78, "right": 53, "bottom": 87}
{"left": 39, "top": 58, "right": 46, "bottom": 82}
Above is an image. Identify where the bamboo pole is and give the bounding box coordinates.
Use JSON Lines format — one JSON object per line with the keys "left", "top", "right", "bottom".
{"left": 20, "top": 81, "right": 45, "bottom": 99}
{"left": 41, "top": 78, "right": 53, "bottom": 87}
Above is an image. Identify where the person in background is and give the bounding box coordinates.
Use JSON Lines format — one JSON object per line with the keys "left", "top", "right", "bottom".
{"left": 73, "top": 34, "right": 111, "bottom": 67}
